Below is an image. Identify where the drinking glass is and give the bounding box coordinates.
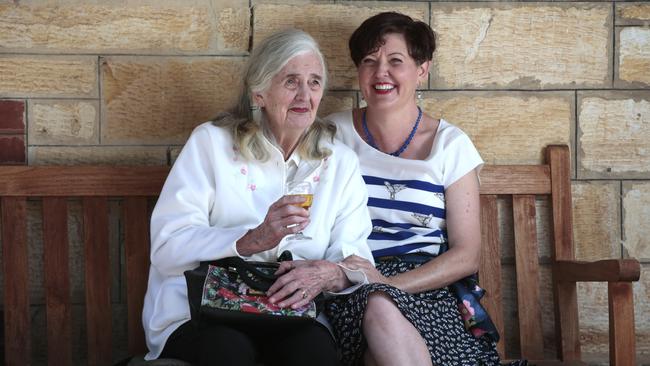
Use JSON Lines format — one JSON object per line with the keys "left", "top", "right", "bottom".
{"left": 285, "top": 181, "right": 313, "bottom": 240}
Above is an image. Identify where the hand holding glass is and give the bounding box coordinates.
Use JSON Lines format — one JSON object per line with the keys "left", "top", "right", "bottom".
{"left": 285, "top": 181, "right": 313, "bottom": 240}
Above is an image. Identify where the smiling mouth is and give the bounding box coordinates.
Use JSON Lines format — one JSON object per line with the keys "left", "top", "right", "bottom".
{"left": 289, "top": 107, "right": 309, "bottom": 113}
{"left": 373, "top": 83, "right": 395, "bottom": 94}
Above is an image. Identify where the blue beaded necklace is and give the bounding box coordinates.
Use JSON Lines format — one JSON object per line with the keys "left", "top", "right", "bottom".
{"left": 362, "top": 106, "right": 423, "bottom": 157}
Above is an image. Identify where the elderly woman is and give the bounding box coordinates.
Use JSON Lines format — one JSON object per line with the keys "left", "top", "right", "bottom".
{"left": 325, "top": 12, "right": 523, "bottom": 366}
{"left": 142, "top": 29, "right": 374, "bottom": 366}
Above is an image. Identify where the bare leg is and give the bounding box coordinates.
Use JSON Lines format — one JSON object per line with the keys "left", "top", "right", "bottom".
{"left": 362, "top": 292, "right": 433, "bottom": 366}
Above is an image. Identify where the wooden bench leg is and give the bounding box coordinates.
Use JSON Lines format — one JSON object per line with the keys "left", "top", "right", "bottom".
{"left": 608, "top": 282, "right": 636, "bottom": 366}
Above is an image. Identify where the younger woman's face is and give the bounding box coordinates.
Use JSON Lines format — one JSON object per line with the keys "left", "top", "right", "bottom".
{"left": 357, "top": 33, "right": 429, "bottom": 112}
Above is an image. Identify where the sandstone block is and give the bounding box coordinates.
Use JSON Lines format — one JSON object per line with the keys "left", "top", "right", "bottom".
{"left": 634, "top": 265, "right": 650, "bottom": 358}
{"left": 616, "top": 3, "right": 650, "bottom": 25}
{"left": 577, "top": 281, "right": 610, "bottom": 361}
{"left": 572, "top": 181, "right": 621, "bottom": 261}
{"left": 623, "top": 182, "right": 650, "bottom": 261}
{"left": 0, "top": 56, "right": 97, "bottom": 98}
{"left": 616, "top": 27, "right": 650, "bottom": 86}
{"left": 167, "top": 92, "right": 355, "bottom": 164}
{"left": 319, "top": 92, "right": 356, "bottom": 118}
{"left": 500, "top": 265, "right": 556, "bottom": 358}
{"left": 577, "top": 267, "right": 650, "bottom": 362}
{"left": 28, "top": 146, "right": 168, "bottom": 165}
{"left": 538, "top": 266, "right": 557, "bottom": 358}
{"left": 66, "top": 202, "right": 88, "bottom": 304}
{"left": 29, "top": 304, "right": 105, "bottom": 365}
{"left": 420, "top": 91, "right": 573, "bottom": 164}
{"left": 101, "top": 56, "right": 246, "bottom": 144}
{"left": 578, "top": 91, "right": 650, "bottom": 179}
{"left": 430, "top": 3, "right": 611, "bottom": 89}
{"left": 169, "top": 146, "right": 183, "bottom": 166}
{"left": 28, "top": 100, "right": 99, "bottom": 145}
{"left": 497, "top": 197, "right": 553, "bottom": 262}
{"left": 0, "top": 0, "right": 249, "bottom": 54}
{"left": 253, "top": 2, "right": 427, "bottom": 89}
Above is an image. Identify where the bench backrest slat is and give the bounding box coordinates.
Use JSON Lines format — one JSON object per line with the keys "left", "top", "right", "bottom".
{"left": 1, "top": 197, "right": 31, "bottom": 366}
{"left": 83, "top": 197, "right": 113, "bottom": 366}
{"left": 124, "top": 197, "right": 151, "bottom": 356}
{"left": 42, "top": 197, "right": 73, "bottom": 366}
{"left": 0, "top": 166, "right": 169, "bottom": 196}
{"left": 479, "top": 165, "right": 551, "bottom": 195}
{"left": 547, "top": 147, "right": 574, "bottom": 261}
{"left": 513, "top": 195, "right": 545, "bottom": 359}
{"left": 478, "top": 194, "right": 505, "bottom": 357}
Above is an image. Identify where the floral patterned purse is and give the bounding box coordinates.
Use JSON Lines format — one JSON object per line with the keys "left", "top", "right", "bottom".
{"left": 184, "top": 256, "right": 319, "bottom": 327}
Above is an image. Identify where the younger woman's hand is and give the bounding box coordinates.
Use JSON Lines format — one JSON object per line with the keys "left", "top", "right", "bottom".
{"left": 341, "top": 255, "right": 390, "bottom": 285}
{"left": 235, "top": 195, "right": 310, "bottom": 256}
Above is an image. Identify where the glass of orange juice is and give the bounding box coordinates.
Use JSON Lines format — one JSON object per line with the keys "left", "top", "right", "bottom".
{"left": 285, "top": 181, "right": 313, "bottom": 240}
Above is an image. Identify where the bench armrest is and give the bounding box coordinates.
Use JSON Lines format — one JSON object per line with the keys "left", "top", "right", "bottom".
{"left": 553, "top": 259, "right": 640, "bottom": 282}
{"left": 553, "top": 259, "right": 640, "bottom": 365}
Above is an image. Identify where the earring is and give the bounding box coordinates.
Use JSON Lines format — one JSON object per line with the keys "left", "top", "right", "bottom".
{"left": 416, "top": 90, "right": 423, "bottom": 106}
{"left": 250, "top": 104, "right": 262, "bottom": 123}
{"left": 358, "top": 92, "right": 367, "bottom": 108}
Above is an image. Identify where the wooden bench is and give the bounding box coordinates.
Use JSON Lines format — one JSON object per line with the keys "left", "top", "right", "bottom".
{"left": 0, "top": 145, "right": 640, "bottom": 366}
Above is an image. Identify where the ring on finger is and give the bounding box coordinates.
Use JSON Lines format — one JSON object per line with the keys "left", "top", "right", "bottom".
{"left": 301, "top": 290, "right": 307, "bottom": 299}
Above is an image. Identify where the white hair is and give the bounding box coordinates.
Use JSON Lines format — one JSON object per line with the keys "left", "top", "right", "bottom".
{"left": 214, "top": 29, "right": 334, "bottom": 161}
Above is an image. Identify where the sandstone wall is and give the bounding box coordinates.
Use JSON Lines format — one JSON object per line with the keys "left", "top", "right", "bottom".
{"left": 0, "top": 0, "right": 648, "bottom": 364}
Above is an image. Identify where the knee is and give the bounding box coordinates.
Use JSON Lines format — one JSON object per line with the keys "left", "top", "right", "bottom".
{"left": 200, "top": 325, "right": 256, "bottom": 356}
{"left": 363, "top": 292, "right": 401, "bottom": 331}
{"left": 279, "top": 325, "right": 339, "bottom": 366}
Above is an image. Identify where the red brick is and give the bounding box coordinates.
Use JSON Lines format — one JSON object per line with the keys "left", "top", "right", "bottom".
{"left": 0, "top": 100, "right": 25, "bottom": 133}
{"left": 0, "top": 135, "right": 26, "bottom": 164}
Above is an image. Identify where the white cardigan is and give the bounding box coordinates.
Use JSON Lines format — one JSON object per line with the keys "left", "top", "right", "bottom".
{"left": 142, "top": 121, "right": 374, "bottom": 359}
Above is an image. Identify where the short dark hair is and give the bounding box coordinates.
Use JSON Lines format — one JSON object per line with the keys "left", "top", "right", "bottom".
{"left": 349, "top": 12, "right": 436, "bottom": 67}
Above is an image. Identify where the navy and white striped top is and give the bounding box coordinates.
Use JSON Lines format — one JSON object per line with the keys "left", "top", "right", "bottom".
{"left": 328, "top": 110, "right": 483, "bottom": 258}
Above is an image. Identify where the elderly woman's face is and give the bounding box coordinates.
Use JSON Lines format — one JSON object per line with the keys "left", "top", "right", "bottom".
{"left": 254, "top": 52, "right": 324, "bottom": 134}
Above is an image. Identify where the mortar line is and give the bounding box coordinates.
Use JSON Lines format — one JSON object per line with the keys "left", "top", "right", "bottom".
{"left": 24, "top": 97, "right": 29, "bottom": 165}
{"left": 98, "top": 55, "right": 102, "bottom": 146}
{"left": 574, "top": 90, "right": 578, "bottom": 181}
{"left": 612, "top": 1, "right": 616, "bottom": 88}
{"left": 619, "top": 180, "right": 624, "bottom": 259}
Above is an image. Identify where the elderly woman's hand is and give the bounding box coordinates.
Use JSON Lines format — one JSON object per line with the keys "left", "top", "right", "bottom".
{"left": 341, "top": 255, "right": 391, "bottom": 285}
{"left": 236, "top": 195, "right": 310, "bottom": 256}
{"left": 266, "top": 260, "right": 348, "bottom": 309}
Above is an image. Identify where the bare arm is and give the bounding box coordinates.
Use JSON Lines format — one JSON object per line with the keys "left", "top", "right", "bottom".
{"left": 343, "top": 168, "right": 482, "bottom": 294}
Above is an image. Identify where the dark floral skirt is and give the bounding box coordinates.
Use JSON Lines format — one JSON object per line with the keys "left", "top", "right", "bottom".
{"left": 326, "top": 259, "right": 526, "bottom": 366}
